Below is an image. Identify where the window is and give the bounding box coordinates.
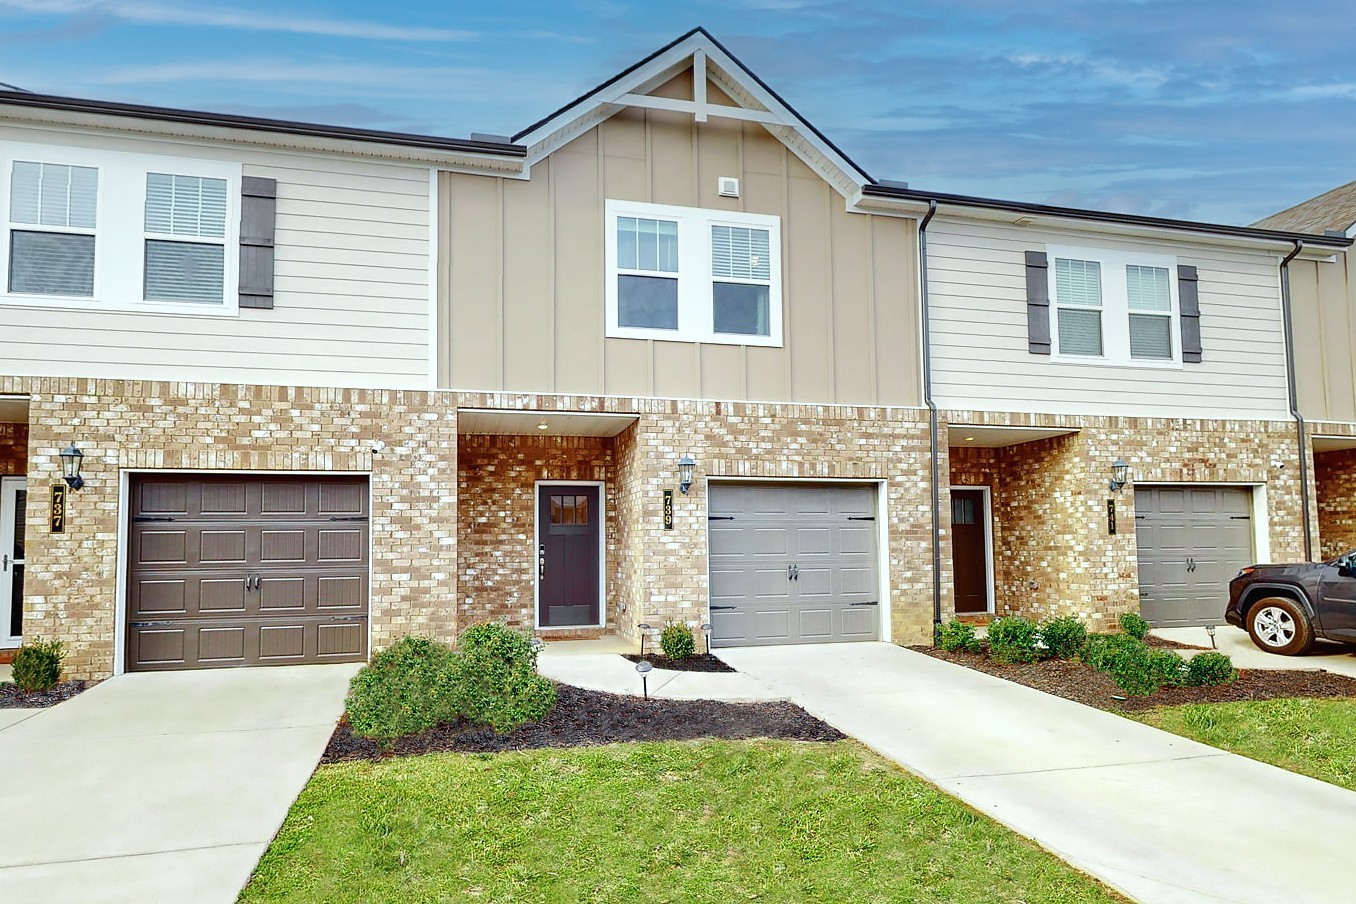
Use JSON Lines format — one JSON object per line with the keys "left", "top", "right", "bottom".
{"left": 605, "top": 200, "right": 782, "bottom": 346}
{"left": 1, "top": 143, "right": 240, "bottom": 315}
{"left": 1048, "top": 246, "right": 1180, "bottom": 366}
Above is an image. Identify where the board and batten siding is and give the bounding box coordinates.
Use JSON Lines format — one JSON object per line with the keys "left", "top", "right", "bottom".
{"left": 926, "top": 218, "right": 1290, "bottom": 418}
{"left": 1288, "top": 251, "right": 1356, "bottom": 423}
{"left": 0, "top": 122, "right": 431, "bottom": 389}
{"left": 438, "top": 84, "right": 922, "bottom": 407}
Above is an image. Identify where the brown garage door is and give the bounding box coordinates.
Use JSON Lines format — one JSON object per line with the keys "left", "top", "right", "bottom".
{"left": 126, "top": 474, "right": 369, "bottom": 671}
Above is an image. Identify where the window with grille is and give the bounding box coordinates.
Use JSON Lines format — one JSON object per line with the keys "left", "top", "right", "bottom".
{"left": 1046, "top": 245, "right": 1181, "bottom": 367}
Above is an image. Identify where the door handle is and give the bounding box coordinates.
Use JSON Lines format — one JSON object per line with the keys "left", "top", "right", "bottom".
{"left": 2, "top": 554, "right": 7, "bottom": 571}
{"left": 538, "top": 544, "right": 546, "bottom": 581}
{"left": 1186, "top": 558, "right": 1197, "bottom": 573}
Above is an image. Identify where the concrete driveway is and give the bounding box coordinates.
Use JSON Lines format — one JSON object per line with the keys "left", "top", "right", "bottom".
{"left": 1153, "top": 624, "right": 1356, "bottom": 678}
{"left": 0, "top": 664, "right": 358, "bottom": 904}
{"left": 719, "top": 642, "right": 1354, "bottom": 904}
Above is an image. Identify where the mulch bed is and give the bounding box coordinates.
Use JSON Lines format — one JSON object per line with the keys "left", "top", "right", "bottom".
{"left": 916, "top": 647, "right": 1356, "bottom": 713}
{"left": 322, "top": 683, "right": 844, "bottom": 763}
{"left": 1144, "top": 635, "right": 1211, "bottom": 651}
{"left": 621, "top": 652, "right": 736, "bottom": 673}
{"left": 0, "top": 680, "right": 92, "bottom": 709}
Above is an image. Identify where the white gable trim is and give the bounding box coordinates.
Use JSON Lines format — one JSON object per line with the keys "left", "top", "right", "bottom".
{"left": 514, "top": 30, "right": 871, "bottom": 200}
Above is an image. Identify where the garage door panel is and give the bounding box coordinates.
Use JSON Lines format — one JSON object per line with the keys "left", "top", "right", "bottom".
{"left": 710, "top": 483, "right": 880, "bottom": 647}
{"left": 1137, "top": 485, "right": 1253, "bottom": 628}
{"left": 127, "top": 475, "right": 369, "bottom": 671}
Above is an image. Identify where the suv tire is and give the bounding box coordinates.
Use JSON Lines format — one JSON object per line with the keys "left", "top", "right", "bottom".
{"left": 1246, "top": 596, "right": 1315, "bottom": 656}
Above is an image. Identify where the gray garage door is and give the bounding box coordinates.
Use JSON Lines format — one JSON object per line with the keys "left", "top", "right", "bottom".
{"left": 126, "top": 474, "right": 369, "bottom": 671}
{"left": 708, "top": 483, "right": 880, "bottom": 647}
{"left": 1136, "top": 485, "right": 1254, "bottom": 628}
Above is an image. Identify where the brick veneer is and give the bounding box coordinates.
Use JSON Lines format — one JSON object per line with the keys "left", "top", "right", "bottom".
{"left": 0, "top": 422, "right": 26, "bottom": 476}
{"left": 943, "top": 411, "right": 1311, "bottom": 629}
{"left": 2, "top": 376, "right": 460, "bottom": 679}
{"left": 1315, "top": 447, "right": 1356, "bottom": 559}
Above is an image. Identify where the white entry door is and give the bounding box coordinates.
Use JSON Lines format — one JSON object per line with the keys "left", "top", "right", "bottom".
{"left": 1, "top": 478, "right": 25, "bottom": 647}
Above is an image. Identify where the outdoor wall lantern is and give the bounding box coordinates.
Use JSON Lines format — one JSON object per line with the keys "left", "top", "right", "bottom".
{"left": 59, "top": 443, "right": 85, "bottom": 490}
{"left": 1109, "top": 459, "right": 1130, "bottom": 494}
{"left": 678, "top": 454, "right": 696, "bottom": 495}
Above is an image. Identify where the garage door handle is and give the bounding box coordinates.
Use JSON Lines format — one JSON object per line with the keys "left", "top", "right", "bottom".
{"left": 710, "top": 605, "right": 738, "bottom": 611}
{"left": 847, "top": 516, "right": 875, "bottom": 521}
{"left": 849, "top": 601, "right": 879, "bottom": 606}
{"left": 129, "top": 621, "right": 178, "bottom": 628}
{"left": 708, "top": 515, "right": 735, "bottom": 521}
{"left": 328, "top": 516, "right": 369, "bottom": 522}
{"left": 329, "top": 615, "right": 368, "bottom": 622}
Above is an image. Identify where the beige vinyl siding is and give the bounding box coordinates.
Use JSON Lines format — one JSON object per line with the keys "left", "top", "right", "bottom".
{"left": 927, "top": 218, "right": 1290, "bottom": 418}
{"left": 1289, "top": 251, "right": 1356, "bottom": 423}
{"left": 439, "top": 91, "right": 922, "bottom": 407}
{"left": 0, "top": 122, "right": 430, "bottom": 389}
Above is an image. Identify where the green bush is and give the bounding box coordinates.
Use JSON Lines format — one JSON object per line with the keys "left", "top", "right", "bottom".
{"left": 987, "top": 617, "right": 1043, "bottom": 664}
{"left": 1086, "top": 633, "right": 1186, "bottom": 697}
{"left": 1081, "top": 633, "right": 1143, "bottom": 672}
{"left": 345, "top": 636, "right": 457, "bottom": 745}
{"left": 659, "top": 622, "right": 696, "bottom": 660}
{"left": 935, "top": 619, "right": 983, "bottom": 653}
{"left": 1039, "top": 616, "right": 1088, "bottom": 660}
{"left": 447, "top": 623, "right": 557, "bottom": 734}
{"left": 10, "top": 638, "right": 65, "bottom": 692}
{"left": 1119, "top": 611, "right": 1151, "bottom": 640}
{"left": 1186, "top": 651, "right": 1238, "bottom": 687}
{"left": 1146, "top": 648, "right": 1189, "bottom": 689}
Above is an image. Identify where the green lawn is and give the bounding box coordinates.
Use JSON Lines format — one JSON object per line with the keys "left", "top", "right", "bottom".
{"left": 241, "top": 740, "right": 1123, "bottom": 904}
{"left": 1134, "top": 697, "right": 1356, "bottom": 792}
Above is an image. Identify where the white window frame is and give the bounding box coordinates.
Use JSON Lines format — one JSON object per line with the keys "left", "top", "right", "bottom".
{"left": 0, "top": 142, "right": 241, "bottom": 318}
{"left": 605, "top": 199, "right": 783, "bottom": 347}
{"left": 1047, "top": 245, "right": 1181, "bottom": 369}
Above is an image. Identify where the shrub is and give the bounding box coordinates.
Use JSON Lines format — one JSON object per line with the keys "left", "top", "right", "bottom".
{"left": 1039, "top": 616, "right": 1088, "bottom": 660}
{"left": 987, "top": 617, "right": 1043, "bottom": 664}
{"left": 1119, "top": 611, "right": 1151, "bottom": 640}
{"left": 10, "top": 638, "right": 64, "bottom": 692}
{"left": 1107, "top": 649, "right": 1160, "bottom": 697}
{"left": 1145, "top": 648, "right": 1189, "bottom": 689}
{"left": 660, "top": 622, "right": 696, "bottom": 660}
{"left": 1186, "top": 651, "right": 1238, "bottom": 687}
{"left": 935, "top": 619, "right": 983, "bottom": 653}
{"left": 345, "top": 636, "right": 457, "bottom": 745}
{"left": 1081, "top": 633, "right": 1143, "bottom": 672}
{"left": 447, "top": 623, "right": 557, "bottom": 733}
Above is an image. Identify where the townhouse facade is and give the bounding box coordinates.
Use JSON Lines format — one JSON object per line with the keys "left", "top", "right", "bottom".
{"left": 1, "top": 28, "right": 1350, "bottom": 679}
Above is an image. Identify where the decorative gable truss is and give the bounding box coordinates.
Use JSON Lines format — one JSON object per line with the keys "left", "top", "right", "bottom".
{"left": 511, "top": 27, "right": 873, "bottom": 202}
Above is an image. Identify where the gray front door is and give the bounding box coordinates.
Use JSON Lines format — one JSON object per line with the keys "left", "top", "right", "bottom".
{"left": 1136, "top": 485, "right": 1254, "bottom": 627}
{"left": 708, "top": 483, "right": 880, "bottom": 647}
{"left": 537, "top": 485, "right": 601, "bottom": 628}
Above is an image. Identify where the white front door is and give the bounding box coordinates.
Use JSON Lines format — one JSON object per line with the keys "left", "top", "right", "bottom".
{"left": 1, "top": 478, "right": 26, "bottom": 647}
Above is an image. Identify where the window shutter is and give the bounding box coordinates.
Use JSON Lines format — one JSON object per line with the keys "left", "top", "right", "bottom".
{"left": 1025, "top": 250, "right": 1051, "bottom": 354}
{"left": 239, "top": 176, "right": 276, "bottom": 310}
{"left": 1177, "top": 264, "right": 1202, "bottom": 363}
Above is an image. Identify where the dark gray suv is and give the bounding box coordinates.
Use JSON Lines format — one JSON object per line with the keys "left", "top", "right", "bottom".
{"left": 1226, "top": 554, "right": 1356, "bottom": 655}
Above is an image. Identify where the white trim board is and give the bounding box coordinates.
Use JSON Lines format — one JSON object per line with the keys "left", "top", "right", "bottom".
{"left": 949, "top": 484, "right": 996, "bottom": 616}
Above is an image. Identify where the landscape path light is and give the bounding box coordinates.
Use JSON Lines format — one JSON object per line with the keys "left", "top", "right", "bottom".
{"left": 635, "top": 660, "right": 653, "bottom": 700}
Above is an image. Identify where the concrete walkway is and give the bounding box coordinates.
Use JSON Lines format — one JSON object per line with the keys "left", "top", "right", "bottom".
{"left": 0, "top": 663, "right": 358, "bottom": 904}
{"left": 538, "top": 637, "right": 784, "bottom": 701}
{"left": 719, "top": 642, "right": 1354, "bottom": 904}
{"left": 1153, "top": 625, "right": 1356, "bottom": 678}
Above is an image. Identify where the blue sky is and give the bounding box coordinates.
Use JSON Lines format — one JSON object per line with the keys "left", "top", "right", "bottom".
{"left": 2, "top": 0, "right": 1353, "bottom": 226}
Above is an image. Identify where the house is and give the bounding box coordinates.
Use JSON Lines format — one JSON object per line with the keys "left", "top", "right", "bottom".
{"left": 1, "top": 28, "right": 1349, "bottom": 680}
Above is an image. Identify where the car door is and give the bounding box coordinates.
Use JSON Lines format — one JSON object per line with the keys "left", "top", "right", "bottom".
{"left": 1315, "top": 557, "right": 1356, "bottom": 640}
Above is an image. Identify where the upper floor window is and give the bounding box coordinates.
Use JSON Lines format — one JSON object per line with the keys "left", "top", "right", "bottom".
{"left": 1, "top": 143, "right": 240, "bottom": 315}
{"left": 605, "top": 199, "right": 782, "bottom": 346}
{"left": 1049, "top": 245, "right": 1179, "bottom": 366}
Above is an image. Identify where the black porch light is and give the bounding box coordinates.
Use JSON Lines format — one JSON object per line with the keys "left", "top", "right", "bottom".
{"left": 1109, "top": 459, "right": 1130, "bottom": 494}
{"left": 59, "top": 443, "right": 85, "bottom": 490}
{"left": 678, "top": 454, "right": 696, "bottom": 495}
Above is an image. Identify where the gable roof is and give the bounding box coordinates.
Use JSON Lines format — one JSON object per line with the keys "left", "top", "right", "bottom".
{"left": 1253, "top": 180, "right": 1356, "bottom": 236}
{"left": 512, "top": 26, "right": 871, "bottom": 199}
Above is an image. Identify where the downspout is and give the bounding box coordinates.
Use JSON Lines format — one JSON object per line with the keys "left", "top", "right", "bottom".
{"left": 1278, "top": 240, "right": 1313, "bottom": 560}
{"left": 917, "top": 200, "right": 942, "bottom": 625}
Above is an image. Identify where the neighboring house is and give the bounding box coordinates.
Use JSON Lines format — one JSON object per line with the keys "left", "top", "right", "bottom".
{"left": 1257, "top": 181, "right": 1356, "bottom": 560}
{"left": 0, "top": 28, "right": 1349, "bottom": 680}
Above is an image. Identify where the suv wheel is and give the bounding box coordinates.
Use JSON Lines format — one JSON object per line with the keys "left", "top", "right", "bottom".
{"left": 1246, "top": 596, "right": 1315, "bottom": 656}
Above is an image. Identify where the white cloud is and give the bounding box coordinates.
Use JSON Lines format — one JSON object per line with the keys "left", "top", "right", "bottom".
{"left": 0, "top": 0, "right": 477, "bottom": 42}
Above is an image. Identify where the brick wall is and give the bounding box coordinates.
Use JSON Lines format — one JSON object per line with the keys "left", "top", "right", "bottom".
{"left": 1316, "top": 447, "right": 1356, "bottom": 559}
{"left": 942, "top": 412, "right": 1309, "bottom": 629}
{"left": 457, "top": 433, "right": 618, "bottom": 635}
{"left": 3, "top": 376, "right": 460, "bottom": 678}
{"left": 0, "top": 422, "right": 26, "bottom": 476}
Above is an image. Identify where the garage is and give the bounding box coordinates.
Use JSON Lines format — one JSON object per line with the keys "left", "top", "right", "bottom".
{"left": 708, "top": 482, "right": 880, "bottom": 647}
{"left": 1135, "top": 485, "right": 1254, "bottom": 628}
{"left": 126, "top": 474, "right": 369, "bottom": 671}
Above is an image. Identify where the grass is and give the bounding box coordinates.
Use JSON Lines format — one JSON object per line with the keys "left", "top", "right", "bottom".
{"left": 240, "top": 739, "right": 1123, "bottom": 904}
{"left": 1134, "top": 697, "right": 1356, "bottom": 792}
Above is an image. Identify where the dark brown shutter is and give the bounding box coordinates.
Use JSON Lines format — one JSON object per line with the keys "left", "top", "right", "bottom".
{"left": 1025, "top": 250, "right": 1051, "bottom": 354}
{"left": 239, "top": 176, "right": 276, "bottom": 310}
{"left": 1178, "top": 264, "right": 1202, "bottom": 363}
